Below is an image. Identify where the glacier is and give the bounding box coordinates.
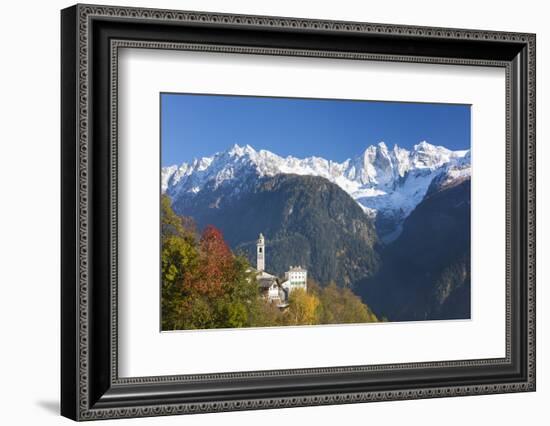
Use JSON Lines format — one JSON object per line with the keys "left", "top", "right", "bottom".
{"left": 162, "top": 141, "right": 470, "bottom": 242}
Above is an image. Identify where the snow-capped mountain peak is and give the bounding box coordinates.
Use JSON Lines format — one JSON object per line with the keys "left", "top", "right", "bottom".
{"left": 162, "top": 141, "right": 470, "bottom": 241}
{"left": 227, "top": 143, "right": 257, "bottom": 158}
{"left": 410, "top": 141, "right": 455, "bottom": 169}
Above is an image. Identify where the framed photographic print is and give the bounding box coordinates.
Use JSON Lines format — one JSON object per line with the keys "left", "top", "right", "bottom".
{"left": 61, "top": 4, "right": 536, "bottom": 421}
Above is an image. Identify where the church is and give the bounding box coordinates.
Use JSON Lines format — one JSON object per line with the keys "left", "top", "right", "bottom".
{"left": 254, "top": 233, "right": 308, "bottom": 307}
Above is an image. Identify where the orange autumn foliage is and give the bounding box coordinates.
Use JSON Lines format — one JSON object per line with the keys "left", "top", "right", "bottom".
{"left": 184, "top": 225, "right": 236, "bottom": 297}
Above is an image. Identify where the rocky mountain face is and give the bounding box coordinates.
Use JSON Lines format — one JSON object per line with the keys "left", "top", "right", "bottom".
{"left": 355, "top": 178, "right": 471, "bottom": 321}
{"left": 162, "top": 142, "right": 470, "bottom": 241}
{"left": 172, "top": 174, "right": 380, "bottom": 287}
{"left": 162, "top": 141, "right": 471, "bottom": 321}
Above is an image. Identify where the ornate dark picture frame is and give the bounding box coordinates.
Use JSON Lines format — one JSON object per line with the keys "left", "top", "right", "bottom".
{"left": 61, "top": 4, "right": 536, "bottom": 421}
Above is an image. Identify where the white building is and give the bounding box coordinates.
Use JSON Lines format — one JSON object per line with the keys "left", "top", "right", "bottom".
{"left": 281, "top": 266, "right": 308, "bottom": 295}
{"left": 254, "top": 234, "right": 307, "bottom": 306}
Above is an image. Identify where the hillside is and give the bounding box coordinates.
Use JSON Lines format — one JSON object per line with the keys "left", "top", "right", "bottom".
{"left": 355, "top": 178, "right": 471, "bottom": 321}
{"left": 172, "top": 174, "right": 380, "bottom": 287}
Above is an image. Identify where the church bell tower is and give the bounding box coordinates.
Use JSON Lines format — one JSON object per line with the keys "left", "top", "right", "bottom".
{"left": 257, "top": 233, "right": 265, "bottom": 271}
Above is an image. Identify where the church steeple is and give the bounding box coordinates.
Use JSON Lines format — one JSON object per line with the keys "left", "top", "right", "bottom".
{"left": 256, "top": 233, "right": 265, "bottom": 271}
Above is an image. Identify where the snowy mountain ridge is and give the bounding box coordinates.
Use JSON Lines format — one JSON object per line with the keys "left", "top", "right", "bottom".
{"left": 162, "top": 141, "right": 470, "bottom": 241}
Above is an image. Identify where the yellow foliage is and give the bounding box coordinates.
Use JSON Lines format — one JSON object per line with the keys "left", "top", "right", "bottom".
{"left": 286, "top": 288, "right": 320, "bottom": 325}
{"left": 318, "top": 282, "right": 378, "bottom": 324}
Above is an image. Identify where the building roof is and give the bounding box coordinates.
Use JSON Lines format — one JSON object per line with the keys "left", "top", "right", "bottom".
{"left": 288, "top": 265, "right": 307, "bottom": 272}
{"left": 257, "top": 270, "right": 276, "bottom": 279}
{"left": 258, "top": 278, "right": 277, "bottom": 288}
{"left": 257, "top": 271, "right": 278, "bottom": 288}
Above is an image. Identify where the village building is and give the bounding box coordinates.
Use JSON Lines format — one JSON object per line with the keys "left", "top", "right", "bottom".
{"left": 283, "top": 266, "right": 308, "bottom": 293}
{"left": 254, "top": 233, "right": 307, "bottom": 307}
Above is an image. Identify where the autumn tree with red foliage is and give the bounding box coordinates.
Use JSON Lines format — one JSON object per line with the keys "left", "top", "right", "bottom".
{"left": 161, "top": 196, "right": 264, "bottom": 330}
{"left": 184, "top": 225, "right": 236, "bottom": 297}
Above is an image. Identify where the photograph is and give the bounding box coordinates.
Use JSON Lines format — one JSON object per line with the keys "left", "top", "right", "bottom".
{"left": 57, "top": 3, "right": 536, "bottom": 420}
{"left": 160, "top": 93, "right": 472, "bottom": 331}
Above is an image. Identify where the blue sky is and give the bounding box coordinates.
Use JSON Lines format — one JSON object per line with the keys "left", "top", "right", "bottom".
{"left": 161, "top": 93, "right": 471, "bottom": 167}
